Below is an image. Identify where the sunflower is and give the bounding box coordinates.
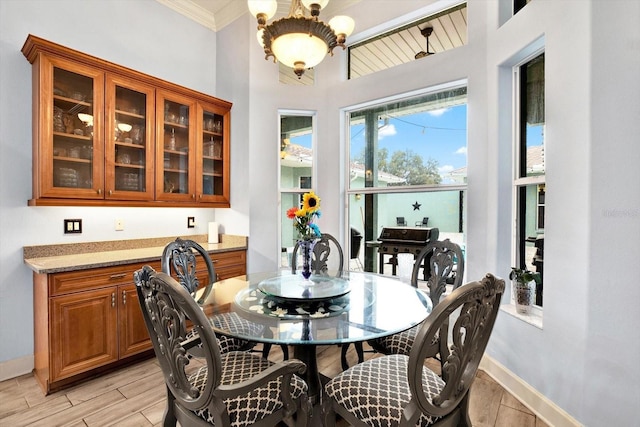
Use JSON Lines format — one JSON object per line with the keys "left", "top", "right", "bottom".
{"left": 302, "top": 191, "right": 321, "bottom": 213}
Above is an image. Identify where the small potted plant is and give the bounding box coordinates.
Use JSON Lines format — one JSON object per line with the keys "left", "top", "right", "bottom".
{"left": 509, "top": 267, "right": 541, "bottom": 314}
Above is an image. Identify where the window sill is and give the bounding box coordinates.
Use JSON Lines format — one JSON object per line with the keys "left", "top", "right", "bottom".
{"left": 500, "top": 304, "right": 543, "bottom": 329}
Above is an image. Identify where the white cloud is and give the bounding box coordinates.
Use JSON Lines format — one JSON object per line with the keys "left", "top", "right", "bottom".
{"left": 377, "top": 123, "right": 397, "bottom": 139}
{"left": 455, "top": 146, "right": 467, "bottom": 155}
{"left": 427, "top": 108, "right": 449, "bottom": 117}
{"left": 439, "top": 165, "right": 454, "bottom": 174}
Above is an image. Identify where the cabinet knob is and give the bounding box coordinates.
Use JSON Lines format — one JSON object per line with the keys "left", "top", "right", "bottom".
{"left": 109, "top": 190, "right": 113, "bottom": 196}
{"left": 111, "top": 293, "right": 115, "bottom": 308}
{"left": 122, "top": 290, "right": 126, "bottom": 305}
{"left": 192, "top": 194, "right": 196, "bottom": 199}
{"left": 97, "top": 188, "right": 102, "bottom": 195}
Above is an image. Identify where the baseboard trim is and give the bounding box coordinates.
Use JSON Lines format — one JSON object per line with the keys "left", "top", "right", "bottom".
{"left": 0, "top": 355, "right": 34, "bottom": 382}
{"left": 480, "top": 354, "right": 582, "bottom": 427}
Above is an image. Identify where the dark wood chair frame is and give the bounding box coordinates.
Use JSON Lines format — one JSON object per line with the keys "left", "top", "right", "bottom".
{"left": 343, "top": 239, "right": 465, "bottom": 368}
{"left": 290, "top": 233, "right": 344, "bottom": 277}
{"left": 134, "top": 266, "right": 311, "bottom": 427}
{"left": 324, "top": 273, "right": 505, "bottom": 427}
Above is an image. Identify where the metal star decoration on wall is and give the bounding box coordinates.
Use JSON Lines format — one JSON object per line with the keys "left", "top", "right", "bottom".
{"left": 412, "top": 201, "right": 422, "bottom": 211}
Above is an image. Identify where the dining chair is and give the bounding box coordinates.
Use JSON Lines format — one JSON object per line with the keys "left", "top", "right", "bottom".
{"left": 368, "top": 238, "right": 465, "bottom": 356}
{"left": 323, "top": 273, "right": 505, "bottom": 427}
{"left": 291, "top": 233, "right": 344, "bottom": 277}
{"left": 341, "top": 239, "right": 465, "bottom": 369}
{"left": 415, "top": 216, "right": 429, "bottom": 227}
{"left": 396, "top": 216, "right": 407, "bottom": 226}
{"left": 162, "top": 238, "right": 260, "bottom": 355}
{"left": 134, "top": 266, "right": 311, "bottom": 427}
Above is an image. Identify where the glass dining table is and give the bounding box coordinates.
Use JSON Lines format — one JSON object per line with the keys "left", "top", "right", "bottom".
{"left": 199, "top": 269, "right": 433, "bottom": 402}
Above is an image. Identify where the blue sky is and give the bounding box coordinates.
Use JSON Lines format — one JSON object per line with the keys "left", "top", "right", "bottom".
{"left": 350, "top": 104, "right": 468, "bottom": 176}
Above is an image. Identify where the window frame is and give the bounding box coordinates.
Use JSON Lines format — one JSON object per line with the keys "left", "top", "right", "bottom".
{"left": 512, "top": 50, "right": 545, "bottom": 317}
{"left": 278, "top": 110, "right": 317, "bottom": 268}
{"left": 344, "top": 81, "right": 468, "bottom": 273}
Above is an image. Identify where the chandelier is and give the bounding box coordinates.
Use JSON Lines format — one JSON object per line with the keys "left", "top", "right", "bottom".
{"left": 248, "top": 0, "right": 355, "bottom": 78}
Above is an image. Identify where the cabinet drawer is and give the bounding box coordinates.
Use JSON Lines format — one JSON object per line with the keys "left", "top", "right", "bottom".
{"left": 209, "top": 250, "right": 246, "bottom": 270}
{"left": 50, "top": 261, "right": 160, "bottom": 296}
{"left": 216, "top": 264, "right": 246, "bottom": 281}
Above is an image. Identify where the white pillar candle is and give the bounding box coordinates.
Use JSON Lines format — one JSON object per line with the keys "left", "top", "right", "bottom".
{"left": 208, "top": 222, "right": 219, "bottom": 244}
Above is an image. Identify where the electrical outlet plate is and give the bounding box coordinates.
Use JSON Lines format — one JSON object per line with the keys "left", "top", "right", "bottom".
{"left": 115, "top": 219, "right": 124, "bottom": 231}
{"left": 187, "top": 217, "right": 195, "bottom": 228}
{"left": 64, "top": 219, "right": 82, "bottom": 234}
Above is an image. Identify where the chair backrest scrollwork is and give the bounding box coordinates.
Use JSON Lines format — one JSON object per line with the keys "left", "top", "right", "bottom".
{"left": 162, "top": 238, "right": 215, "bottom": 305}
{"left": 291, "top": 233, "right": 344, "bottom": 277}
{"left": 410, "top": 238, "right": 465, "bottom": 307}
{"left": 408, "top": 273, "right": 505, "bottom": 418}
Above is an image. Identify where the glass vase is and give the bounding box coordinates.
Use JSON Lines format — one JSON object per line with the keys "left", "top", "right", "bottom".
{"left": 514, "top": 280, "right": 534, "bottom": 314}
{"left": 300, "top": 239, "right": 314, "bottom": 280}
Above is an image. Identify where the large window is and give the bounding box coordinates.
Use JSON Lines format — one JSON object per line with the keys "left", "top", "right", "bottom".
{"left": 514, "top": 52, "right": 545, "bottom": 307}
{"left": 347, "top": 83, "right": 467, "bottom": 274}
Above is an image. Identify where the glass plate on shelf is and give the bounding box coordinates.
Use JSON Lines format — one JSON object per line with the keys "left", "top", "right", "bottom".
{"left": 257, "top": 274, "right": 351, "bottom": 302}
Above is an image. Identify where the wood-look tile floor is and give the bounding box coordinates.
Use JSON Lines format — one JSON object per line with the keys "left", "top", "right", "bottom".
{"left": 0, "top": 344, "right": 549, "bottom": 427}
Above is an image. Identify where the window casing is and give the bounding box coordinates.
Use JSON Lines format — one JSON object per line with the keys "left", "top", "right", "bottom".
{"left": 513, "top": 52, "right": 545, "bottom": 308}
{"left": 346, "top": 83, "right": 468, "bottom": 274}
{"left": 279, "top": 111, "right": 315, "bottom": 267}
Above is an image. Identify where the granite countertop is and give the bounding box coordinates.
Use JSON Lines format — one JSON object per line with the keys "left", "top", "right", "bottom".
{"left": 24, "top": 234, "right": 247, "bottom": 274}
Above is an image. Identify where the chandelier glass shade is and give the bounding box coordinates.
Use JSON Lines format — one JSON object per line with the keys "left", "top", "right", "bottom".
{"left": 249, "top": 0, "right": 354, "bottom": 78}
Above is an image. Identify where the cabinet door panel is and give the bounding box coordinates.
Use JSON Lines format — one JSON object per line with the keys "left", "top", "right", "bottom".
{"left": 118, "top": 284, "right": 151, "bottom": 358}
{"left": 155, "top": 90, "right": 197, "bottom": 202}
{"left": 197, "top": 102, "right": 230, "bottom": 205}
{"left": 105, "top": 74, "right": 155, "bottom": 200}
{"left": 50, "top": 289, "right": 118, "bottom": 382}
{"left": 37, "top": 55, "right": 105, "bottom": 199}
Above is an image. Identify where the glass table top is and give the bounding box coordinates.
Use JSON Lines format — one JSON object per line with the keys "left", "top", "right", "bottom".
{"left": 201, "top": 270, "right": 432, "bottom": 346}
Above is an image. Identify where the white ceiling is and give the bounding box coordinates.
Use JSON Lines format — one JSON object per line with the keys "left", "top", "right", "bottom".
{"left": 154, "top": 0, "right": 360, "bottom": 32}
{"left": 153, "top": 0, "right": 467, "bottom": 83}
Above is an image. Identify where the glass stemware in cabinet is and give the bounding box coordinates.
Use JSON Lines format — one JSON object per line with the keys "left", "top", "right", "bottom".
{"left": 52, "top": 67, "right": 96, "bottom": 191}
{"left": 106, "top": 76, "right": 154, "bottom": 199}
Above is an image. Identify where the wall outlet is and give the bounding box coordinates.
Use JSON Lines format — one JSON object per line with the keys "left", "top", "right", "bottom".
{"left": 115, "top": 219, "right": 124, "bottom": 231}
{"left": 64, "top": 219, "right": 82, "bottom": 234}
{"left": 187, "top": 216, "right": 195, "bottom": 228}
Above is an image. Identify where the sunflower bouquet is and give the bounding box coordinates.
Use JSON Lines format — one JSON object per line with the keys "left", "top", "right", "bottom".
{"left": 286, "top": 191, "right": 321, "bottom": 240}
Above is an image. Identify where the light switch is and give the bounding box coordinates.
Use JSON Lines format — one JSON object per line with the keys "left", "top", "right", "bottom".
{"left": 64, "top": 219, "right": 82, "bottom": 234}
{"left": 187, "top": 216, "right": 195, "bottom": 228}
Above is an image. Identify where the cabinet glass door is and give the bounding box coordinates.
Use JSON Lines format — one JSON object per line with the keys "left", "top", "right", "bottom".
{"left": 198, "top": 103, "right": 230, "bottom": 204}
{"left": 46, "top": 57, "right": 104, "bottom": 199}
{"left": 105, "top": 75, "right": 154, "bottom": 200}
{"left": 156, "top": 91, "right": 196, "bottom": 201}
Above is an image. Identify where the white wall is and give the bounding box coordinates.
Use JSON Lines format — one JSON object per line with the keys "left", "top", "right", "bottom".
{"left": 2, "top": 0, "right": 638, "bottom": 424}
{"left": 0, "top": 0, "right": 225, "bottom": 363}
{"left": 222, "top": 0, "right": 640, "bottom": 425}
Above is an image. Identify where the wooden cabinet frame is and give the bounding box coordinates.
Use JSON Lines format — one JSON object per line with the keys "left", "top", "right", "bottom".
{"left": 22, "top": 34, "right": 231, "bottom": 208}
{"left": 32, "top": 249, "right": 246, "bottom": 394}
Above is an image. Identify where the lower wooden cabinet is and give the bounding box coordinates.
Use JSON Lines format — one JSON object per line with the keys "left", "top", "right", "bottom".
{"left": 33, "top": 249, "right": 246, "bottom": 394}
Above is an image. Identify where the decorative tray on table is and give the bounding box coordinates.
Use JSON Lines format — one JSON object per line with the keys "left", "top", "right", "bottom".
{"left": 257, "top": 274, "right": 351, "bottom": 302}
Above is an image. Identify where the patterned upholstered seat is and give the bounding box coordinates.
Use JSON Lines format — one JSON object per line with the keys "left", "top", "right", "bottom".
{"left": 162, "top": 238, "right": 259, "bottom": 354}
{"left": 324, "top": 273, "right": 505, "bottom": 427}
{"left": 134, "top": 266, "right": 310, "bottom": 427}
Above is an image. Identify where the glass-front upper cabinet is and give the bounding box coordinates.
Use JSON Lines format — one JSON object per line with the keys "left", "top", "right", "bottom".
{"left": 39, "top": 55, "right": 105, "bottom": 200}
{"left": 105, "top": 74, "right": 155, "bottom": 200}
{"left": 198, "top": 102, "right": 230, "bottom": 204}
{"left": 155, "top": 90, "right": 196, "bottom": 202}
